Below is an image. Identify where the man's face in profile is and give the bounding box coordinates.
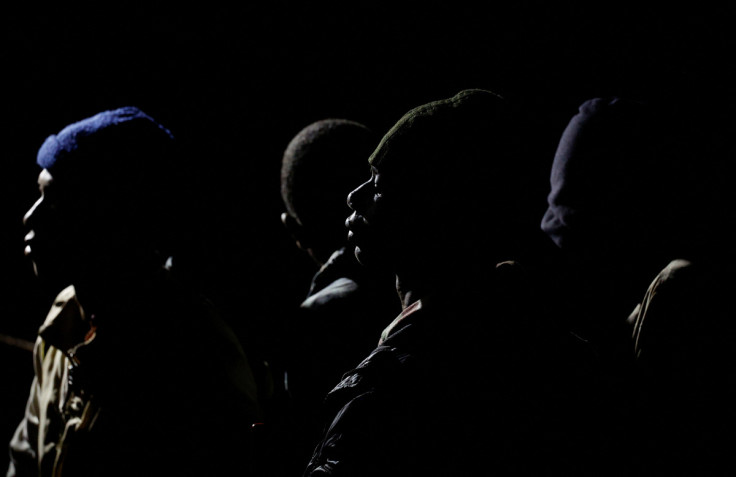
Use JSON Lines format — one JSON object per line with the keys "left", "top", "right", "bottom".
{"left": 345, "top": 151, "right": 425, "bottom": 271}
{"left": 345, "top": 136, "right": 473, "bottom": 278}
{"left": 22, "top": 168, "right": 97, "bottom": 289}
{"left": 24, "top": 169, "right": 60, "bottom": 279}
{"left": 346, "top": 164, "right": 387, "bottom": 267}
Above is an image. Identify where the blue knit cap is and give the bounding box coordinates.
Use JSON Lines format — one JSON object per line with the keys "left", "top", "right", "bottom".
{"left": 36, "top": 106, "right": 174, "bottom": 172}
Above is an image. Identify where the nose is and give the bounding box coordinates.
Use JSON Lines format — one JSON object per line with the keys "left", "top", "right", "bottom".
{"left": 346, "top": 179, "right": 371, "bottom": 211}
{"left": 23, "top": 196, "right": 44, "bottom": 227}
{"left": 346, "top": 189, "right": 356, "bottom": 210}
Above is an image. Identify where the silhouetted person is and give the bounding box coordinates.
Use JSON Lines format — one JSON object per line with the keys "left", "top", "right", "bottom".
{"left": 544, "top": 96, "right": 704, "bottom": 357}
{"left": 303, "top": 89, "right": 596, "bottom": 477}
{"left": 627, "top": 258, "right": 736, "bottom": 475}
{"left": 269, "top": 119, "right": 401, "bottom": 475}
{"left": 626, "top": 111, "right": 736, "bottom": 475}
{"left": 279, "top": 119, "right": 401, "bottom": 404}
{"left": 8, "top": 107, "right": 262, "bottom": 477}
{"left": 540, "top": 96, "right": 702, "bottom": 474}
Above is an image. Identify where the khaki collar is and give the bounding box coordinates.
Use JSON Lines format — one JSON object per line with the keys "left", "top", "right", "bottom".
{"left": 378, "top": 299, "right": 424, "bottom": 345}
{"left": 38, "top": 285, "right": 96, "bottom": 362}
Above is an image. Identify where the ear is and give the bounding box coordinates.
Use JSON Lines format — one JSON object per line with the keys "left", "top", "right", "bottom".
{"left": 281, "top": 212, "right": 310, "bottom": 251}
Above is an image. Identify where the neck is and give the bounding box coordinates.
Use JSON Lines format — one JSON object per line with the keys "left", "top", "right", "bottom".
{"left": 395, "top": 272, "right": 426, "bottom": 309}
{"left": 395, "top": 269, "right": 457, "bottom": 310}
{"left": 395, "top": 257, "right": 499, "bottom": 311}
{"left": 72, "top": 256, "right": 167, "bottom": 320}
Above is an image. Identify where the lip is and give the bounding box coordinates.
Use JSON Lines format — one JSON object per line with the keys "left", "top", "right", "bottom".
{"left": 345, "top": 212, "right": 366, "bottom": 231}
{"left": 345, "top": 214, "right": 363, "bottom": 241}
{"left": 346, "top": 212, "right": 374, "bottom": 250}
{"left": 23, "top": 230, "right": 34, "bottom": 257}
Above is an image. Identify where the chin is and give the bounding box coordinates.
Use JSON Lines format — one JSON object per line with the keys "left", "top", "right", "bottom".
{"left": 353, "top": 246, "right": 386, "bottom": 269}
{"left": 354, "top": 246, "right": 372, "bottom": 266}
{"left": 353, "top": 246, "right": 364, "bottom": 263}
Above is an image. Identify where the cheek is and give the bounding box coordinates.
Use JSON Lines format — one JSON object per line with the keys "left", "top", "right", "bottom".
{"left": 368, "top": 202, "right": 414, "bottom": 251}
{"left": 364, "top": 196, "right": 398, "bottom": 232}
{"left": 49, "top": 205, "right": 104, "bottom": 252}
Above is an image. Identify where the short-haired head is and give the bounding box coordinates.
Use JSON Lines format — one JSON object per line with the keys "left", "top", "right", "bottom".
{"left": 280, "top": 118, "right": 377, "bottom": 263}
{"left": 347, "top": 89, "right": 554, "bottom": 274}
{"left": 369, "top": 89, "right": 549, "bottom": 251}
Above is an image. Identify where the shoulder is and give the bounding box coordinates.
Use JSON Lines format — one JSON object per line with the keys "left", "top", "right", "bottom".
{"left": 640, "top": 258, "right": 708, "bottom": 308}
{"left": 306, "top": 345, "right": 424, "bottom": 477}
{"left": 653, "top": 258, "right": 695, "bottom": 286}
{"left": 327, "top": 345, "right": 415, "bottom": 396}
{"left": 32, "top": 337, "right": 69, "bottom": 398}
{"left": 301, "top": 277, "right": 360, "bottom": 310}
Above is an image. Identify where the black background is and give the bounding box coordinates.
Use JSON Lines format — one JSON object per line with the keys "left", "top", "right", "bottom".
{"left": 2, "top": 2, "right": 735, "bottom": 470}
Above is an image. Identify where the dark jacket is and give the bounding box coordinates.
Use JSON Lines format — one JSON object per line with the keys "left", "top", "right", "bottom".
{"left": 304, "top": 262, "right": 603, "bottom": 477}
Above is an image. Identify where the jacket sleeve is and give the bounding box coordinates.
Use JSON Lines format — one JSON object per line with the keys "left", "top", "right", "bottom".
{"left": 302, "top": 347, "right": 418, "bottom": 477}
{"left": 303, "top": 390, "right": 385, "bottom": 477}
{"left": 7, "top": 338, "right": 46, "bottom": 477}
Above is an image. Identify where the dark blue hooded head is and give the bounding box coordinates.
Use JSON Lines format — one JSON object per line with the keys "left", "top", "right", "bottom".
{"left": 540, "top": 97, "right": 698, "bottom": 263}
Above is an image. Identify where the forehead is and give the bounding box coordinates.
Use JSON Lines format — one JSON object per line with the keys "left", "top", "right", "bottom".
{"left": 368, "top": 115, "right": 410, "bottom": 171}
{"left": 37, "top": 168, "right": 54, "bottom": 188}
{"left": 36, "top": 167, "right": 89, "bottom": 207}
{"left": 367, "top": 133, "right": 406, "bottom": 175}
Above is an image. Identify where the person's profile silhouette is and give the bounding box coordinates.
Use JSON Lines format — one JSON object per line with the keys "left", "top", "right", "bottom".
{"left": 8, "top": 106, "right": 262, "bottom": 477}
